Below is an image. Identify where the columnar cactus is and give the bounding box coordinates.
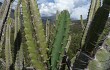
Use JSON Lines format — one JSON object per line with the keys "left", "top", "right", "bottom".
{"left": 81, "top": 0, "right": 101, "bottom": 47}
{"left": 80, "top": 15, "right": 85, "bottom": 31}
{"left": 29, "top": 0, "right": 48, "bottom": 62}
{"left": 0, "top": 0, "right": 13, "bottom": 41}
{"left": 22, "top": 0, "right": 47, "bottom": 69}
{"left": 46, "top": 20, "right": 50, "bottom": 42}
{"left": 5, "top": 18, "right": 13, "bottom": 70}
{"left": 51, "top": 10, "right": 71, "bottom": 70}
{"left": 14, "top": 0, "right": 21, "bottom": 40}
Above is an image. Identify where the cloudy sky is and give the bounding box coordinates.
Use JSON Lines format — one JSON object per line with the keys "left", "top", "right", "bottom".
{"left": 0, "top": 0, "right": 90, "bottom": 20}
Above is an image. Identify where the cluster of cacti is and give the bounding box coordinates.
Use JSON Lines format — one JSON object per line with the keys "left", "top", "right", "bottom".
{"left": 0, "top": 0, "right": 110, "bottom": 70}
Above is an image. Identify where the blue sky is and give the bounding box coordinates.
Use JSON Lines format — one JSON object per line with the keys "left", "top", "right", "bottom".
{"left": 0, "top": 0, "right": 90, "bottom": 20}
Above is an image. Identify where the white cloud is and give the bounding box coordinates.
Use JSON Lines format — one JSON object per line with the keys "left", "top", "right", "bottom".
{"left": 38, "top": 0, "right": 90, "bottom": 20}
{"left": 55, "top": 0, "right": 75, "bottom": 12}
{"left": 39, "top": 3, "right": 57, "bottom": 16}
{"left": 71, "top": 3, "right": 90, "bottom": 19}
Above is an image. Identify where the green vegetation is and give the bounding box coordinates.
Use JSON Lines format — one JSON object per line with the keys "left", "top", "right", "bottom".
{"left": 0, "top": 0, "right": 110, "bottom": 70}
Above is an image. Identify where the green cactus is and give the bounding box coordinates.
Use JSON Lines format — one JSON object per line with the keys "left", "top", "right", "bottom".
{"left": 14, "top": 0, "right": 21, "bottom": 41}
{"left": 5, "top": 18, "right": 13, "bottom": 70}
{"left": 3, "top": 5, "right": 14, "bottom": 69}
{"left": 51, "top": 10, "right": 70, "bottom": 70}
{"left": 0, "top": 24, "right": 6, "bottom": 58}
{"left": 22, "top": 0, "right": 47, "bottom": 70}
{"left": 48, "top": 12, "right": 62, "bottom": 56}
{"left": 65, "top": 35, "right": 72, "bottom": 53}
{"left": 28, "top": 0, "right": 48, "bottom": 62}
{"left": 80, "top": 15, "right": 85, "bottom": 31}
{"left": 0, "top": 0, "right": 13, "bottom": 41}
{"left": 46, "top": 20, "right": 50, "bottom": 42}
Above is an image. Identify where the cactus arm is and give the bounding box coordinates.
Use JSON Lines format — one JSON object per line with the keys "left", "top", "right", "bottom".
{"left": 46, "top": 19, "right": 50, "bottom": 42}
{"left": 0, "top": 25, "right": 6, "bottom": 57}
{"left": 96, "top": 21, "right": 110, "bottom": 47}
{"left": 5, "top": 17, "right": 13, "bottom": 70}
{"left": 48, "top": 13, "right": 62, "bottom": 54}
{"left": 94, "top": 0, "right": 101, "bottom": 13}
{"left": 26, "top": 1, "right": 49, "bottom": 68}
{"left": 80, "top": 15, "right": 85, "bottom": 31}
{"left": 22, "top": 0, "right": 46, "bottom": 70}
{"left": 82, "top": 7, "right": 109, "bottom": 54}
{"left": 81, "top": 0, "right": 101, "bottom": 47}
{"left": 0, "top": 0, "right": 13, "bottom": 41}
{"left": 58, "top": 35, "right": 71, "bottom": 70}
{"left": 14, "top": 0, "right": 21, "bottom": 40}
{"left": 87, "top": 0, "right": 97, "bottom": 19}
{"left": 58, "top": 12, "right": 71, "bottom": 69}
{"left": 51, "top": 13, "right": 65, "bottom": 70}
{"left": 4, "top": 6, "right": 13, "bottom": 69}
{"left": 49, "top": 13, "right": 62, "bottom": 55}
{"left": 28, "top": 0, "right": 48, "bottom": 62}
{"left": 51, "top": 10, "right": 70, "bottom": 70}
{"left": 65, "top": 35, "right": 72, "bottom": 53}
